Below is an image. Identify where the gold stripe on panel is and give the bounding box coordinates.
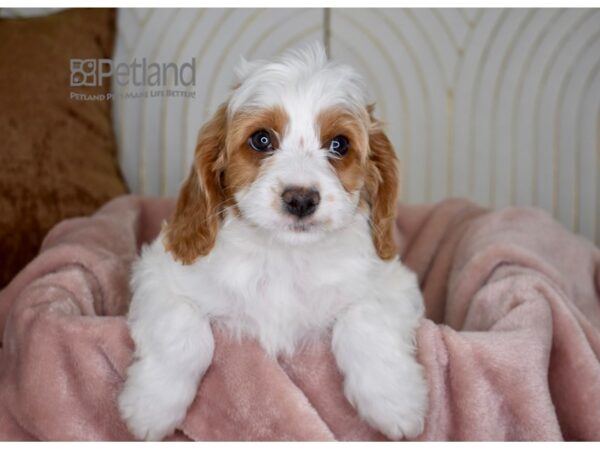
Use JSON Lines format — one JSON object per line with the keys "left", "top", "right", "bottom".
{"left": 467, "top": 10, "right": 508, "bottom": 200}
{"left": 490, "top": 9, "right": 535, "bottom": 207}
{"left": 576, "top": 60, "right": 600, "bottom": 235}
{"left": 555, "top": 26, "right": 600, "bottom": 230}
{"left": 432, "top": 9, "right": 460, "bottom": 51}
{"left": 405, "top": 9, "right": 452, "bottom": 201}
{"left": 532, "top": 10, "right": 589, "bottom": 210}
{"left": 509, "top": 9, "right": 561, "bottom": 205}
{"left": 449, "top": 9, "right": 483, "bottom": 197}
{"left": 596, "top": 109, "right": 600, "bottom": 244}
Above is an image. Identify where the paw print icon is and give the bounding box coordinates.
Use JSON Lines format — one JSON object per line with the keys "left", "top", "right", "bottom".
{"left": 70, "top": 59, "right": 97, "bottom": 87}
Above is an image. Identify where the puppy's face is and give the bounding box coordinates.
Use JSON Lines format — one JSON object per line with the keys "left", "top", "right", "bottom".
{"left": 165, "top": 45, "right": 399, "bottom": 264}
{"left": 227, "top": 104, "right": 368, "bottom": 246}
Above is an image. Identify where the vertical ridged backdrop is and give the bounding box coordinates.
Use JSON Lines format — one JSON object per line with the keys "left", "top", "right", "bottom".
{"left": 328, "top": 9, "right": 600, "bottom": 245}
{"left": 1, "top": 8, "right": 598, "bottom": 244}
{"left": 111, "top": 8, "right": 600, "bottom": 245}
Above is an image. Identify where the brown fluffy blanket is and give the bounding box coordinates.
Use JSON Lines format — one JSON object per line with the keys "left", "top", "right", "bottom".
{"left": 0, "top": 195, "right": 599, "bottom": 441}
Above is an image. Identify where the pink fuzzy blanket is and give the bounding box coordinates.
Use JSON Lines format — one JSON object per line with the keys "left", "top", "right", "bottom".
{"left": 0, "top": 195, "right": 599, "bottom": 441}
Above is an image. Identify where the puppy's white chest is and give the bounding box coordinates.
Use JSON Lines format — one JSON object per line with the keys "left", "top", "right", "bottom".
{"left": 173, "top": 214, "right": 376, "bottom": 356}
{"left": 212, "top": 247, "right": 365, "bottom": 356}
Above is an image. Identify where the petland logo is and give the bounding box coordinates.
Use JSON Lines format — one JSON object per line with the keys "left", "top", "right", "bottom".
{"left": 69, "top": 58, "right": 197, "bottom": 101}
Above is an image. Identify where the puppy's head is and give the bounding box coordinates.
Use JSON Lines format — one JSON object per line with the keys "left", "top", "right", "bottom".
{"left": 165, "top": 43, "right": 399, "bottom": 264}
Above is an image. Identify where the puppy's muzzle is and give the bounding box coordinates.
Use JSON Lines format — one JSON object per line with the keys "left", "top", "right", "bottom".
{"left": 281, "top": 186, "right": 320, "bottom": 219}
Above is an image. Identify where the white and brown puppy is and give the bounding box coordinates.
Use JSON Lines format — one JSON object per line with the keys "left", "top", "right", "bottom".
{"left": 118, "top": 43, "right": 428, "bottom": 441}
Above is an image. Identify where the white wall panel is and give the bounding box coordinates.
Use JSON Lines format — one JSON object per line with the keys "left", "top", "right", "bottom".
{"left": 1, "top": 7, "right": 598, "bottom": 244}
{"left": 329, "top": 8, "right": 600, "bottom": 244}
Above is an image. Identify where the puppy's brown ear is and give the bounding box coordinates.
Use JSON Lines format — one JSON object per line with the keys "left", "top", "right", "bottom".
{"left": 365, "top": 111, "right": 400, "bottom": 260}
{"left": 164, "top": 105, "right": 228, "bottom": 264}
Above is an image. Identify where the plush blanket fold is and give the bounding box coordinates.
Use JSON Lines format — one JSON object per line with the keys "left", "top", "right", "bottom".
{"left": 0, "top": 195, "right": 598, "bottom": 441}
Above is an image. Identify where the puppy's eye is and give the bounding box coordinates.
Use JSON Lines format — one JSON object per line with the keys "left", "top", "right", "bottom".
{"left": 249, "top": 130, "right": 273, "bottom": 152}
{"left": 328, "top": 135, "right": 349, "bottom": 157}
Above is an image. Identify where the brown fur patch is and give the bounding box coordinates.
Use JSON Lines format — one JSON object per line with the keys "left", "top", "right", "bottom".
{"left": 163, "top": 104, "right": 228, "bottom": 264}
{"left": 317, "top": 108, "right": 369, "bottom": 193}
{"left": 364, "top": 111, "right": 400, "bottom": 261}
{"left": 224, "top": 107, "right": 288, "bottom": 196}
{"left": 319, "top": 106, "right": 399, "bottom": 260}
{"left": 165, "top": 99, "right": 398, "bottom": 264}
{"left": 164, "top": 105, "right": 288, "bottom": 264}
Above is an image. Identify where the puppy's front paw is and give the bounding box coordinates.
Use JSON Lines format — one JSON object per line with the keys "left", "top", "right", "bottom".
{"left": 345, "top": 363, "right": 428, "bottom": 440}
{"left": 118, "top": 362, "right": 189, "bottom": 441}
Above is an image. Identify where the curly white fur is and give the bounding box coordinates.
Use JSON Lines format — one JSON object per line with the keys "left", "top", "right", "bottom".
{"left": 118, "top": 42, "right": 428, "bottom": 441}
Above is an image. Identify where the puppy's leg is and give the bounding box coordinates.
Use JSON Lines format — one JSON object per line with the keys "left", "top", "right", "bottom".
{"left": 118, "top": 289, "right": 214, "bottom": 441}
{"left": 332, "top": 263, "right": 428, "bottom": 440}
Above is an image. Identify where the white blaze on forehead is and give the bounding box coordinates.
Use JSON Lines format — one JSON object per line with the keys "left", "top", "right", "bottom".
{"left": 228, "top": 43, "right": 370, "bottom": 128}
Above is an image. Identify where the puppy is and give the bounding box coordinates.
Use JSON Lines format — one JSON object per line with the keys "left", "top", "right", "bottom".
{"left": 118, "top": 43, "right": 428, "bottom": 441}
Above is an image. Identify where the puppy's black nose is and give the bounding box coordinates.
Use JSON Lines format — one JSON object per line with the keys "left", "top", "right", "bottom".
{"left": 281, "top": 186, "right": 320, "bottom": 218}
